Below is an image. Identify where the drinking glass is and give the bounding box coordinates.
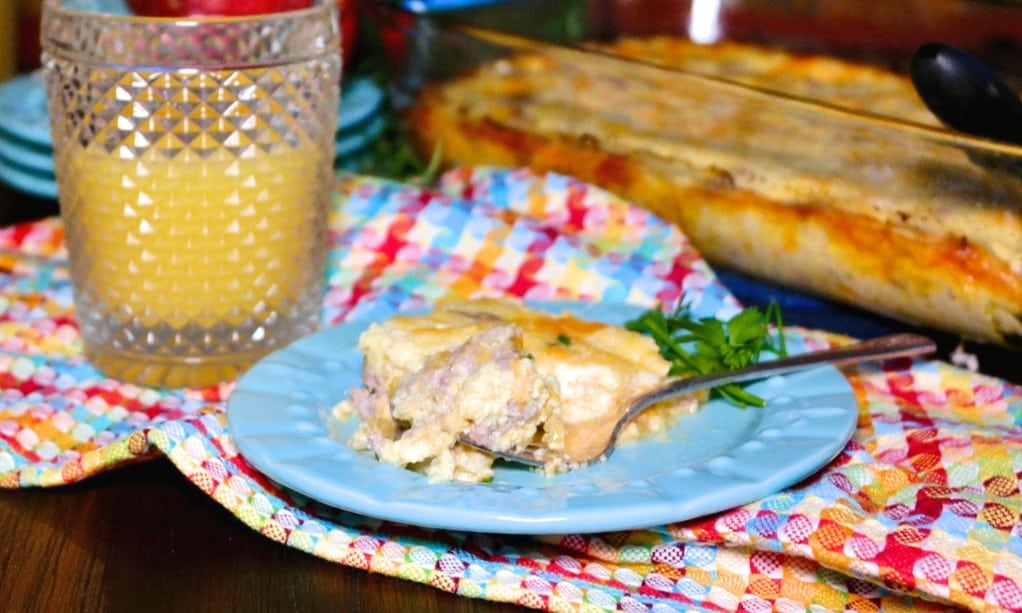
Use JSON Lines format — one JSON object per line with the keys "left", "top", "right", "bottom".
{"left": 41, "top": 0, "right": 341, "bottom": 387}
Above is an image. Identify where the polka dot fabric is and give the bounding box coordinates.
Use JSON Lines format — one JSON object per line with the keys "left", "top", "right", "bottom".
{"left": 1, "top": 168, "right": 1021, "bottom": 611}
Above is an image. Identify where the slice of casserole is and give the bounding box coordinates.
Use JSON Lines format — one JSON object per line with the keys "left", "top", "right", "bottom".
{"left": 334, "top": 298, "right": 701, "bottom": 482}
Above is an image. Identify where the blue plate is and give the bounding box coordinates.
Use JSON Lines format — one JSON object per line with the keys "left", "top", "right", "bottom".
{"left": 334, "top": 145, "right": 373, "bottom": 171}
{"left": 335, "top": 114, "right": 386, "bottom": 158}
{"left": 227, "top": 301, "right": 858, "bottom": 535}
{"left": 0, "top": 136, "right": 54, "bottom": 174}
{"left": 0, "top": 71, "right": 380, "bottom": 154}
{"left": 338, "top": 77, "right": 384, "bottom": 134}
{"left": 0, "top": 72, "right": 52, "bottom": 148}
{"left": 0, "top": 156, "right": 57, "bottom": 199}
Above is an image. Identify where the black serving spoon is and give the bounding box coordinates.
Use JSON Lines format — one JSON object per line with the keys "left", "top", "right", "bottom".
{"left": 910, "top": 42, "right": 1022, "bottom": 146}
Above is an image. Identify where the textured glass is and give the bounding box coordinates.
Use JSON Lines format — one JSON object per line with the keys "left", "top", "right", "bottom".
{"left": 42, "top": 0, "right": 341, "bottom": 388}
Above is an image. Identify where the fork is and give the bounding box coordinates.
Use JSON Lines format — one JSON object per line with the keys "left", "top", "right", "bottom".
{"left": 460, "top": 332, "right": 937, "bottom": 468}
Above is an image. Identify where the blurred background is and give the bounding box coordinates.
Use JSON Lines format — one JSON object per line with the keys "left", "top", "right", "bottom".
{"left": 0, "top": 1, "right": 41, "bottom": 80}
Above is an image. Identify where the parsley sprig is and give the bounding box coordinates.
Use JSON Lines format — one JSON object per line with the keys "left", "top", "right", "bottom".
{"left": 345, "top": 52, "right": 443, "bottom": 184}
{"left": 625, "top": 301, "right": 787, "bottom": 407}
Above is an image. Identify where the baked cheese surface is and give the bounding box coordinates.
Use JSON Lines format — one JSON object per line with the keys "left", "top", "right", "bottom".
{"left": 409, "top": 38, "right": 1022, "bottom": 345}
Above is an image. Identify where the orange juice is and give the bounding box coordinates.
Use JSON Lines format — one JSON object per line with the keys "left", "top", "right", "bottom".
{"left": 57, "top": 142, "right": 329, "bottom": 387}
{"left": 42, "top": 0, "right": 340, "bottom": 387}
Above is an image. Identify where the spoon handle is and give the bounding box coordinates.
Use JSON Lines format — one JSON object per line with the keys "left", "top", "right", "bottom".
{"left": 620, "top": 333, "right": 936, "bottom": 421}
{"left": 910, "top": 42, "right": 1022, "bottom": 145}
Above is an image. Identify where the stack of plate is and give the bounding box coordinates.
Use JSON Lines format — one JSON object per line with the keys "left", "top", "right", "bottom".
{"left": 0, "top": 73, "right": 386, "bottom": 199}
{"left": 335, "top": 76, "right": 386, "bottom": 171}
{"left": 0, "top": 72, "right": 58, "bottom": 200}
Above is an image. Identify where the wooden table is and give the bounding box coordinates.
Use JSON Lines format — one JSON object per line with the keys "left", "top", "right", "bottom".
{"left": 0, "top": 181, "right": 1017, "bottom": 612}
{"left": 0, "top": 458, "right": 526, "bottom": 612}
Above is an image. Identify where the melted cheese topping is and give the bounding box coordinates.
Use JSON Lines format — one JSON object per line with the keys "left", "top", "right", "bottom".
{"left": 430, "top": 40, "right": 1021, "bottom": 274}
{"left": 334, "top": 298, "right": 701, "bottom": 482}
{"left": 409, "top": 37, "right": 1022, "bottom": 344}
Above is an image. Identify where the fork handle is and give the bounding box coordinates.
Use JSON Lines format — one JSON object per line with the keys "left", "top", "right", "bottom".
{"left": 626, "top": 333, "right": 937, "bottom": 417}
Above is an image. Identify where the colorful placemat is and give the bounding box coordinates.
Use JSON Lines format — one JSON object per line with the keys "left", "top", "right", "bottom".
{"left": 1, "top": 167, "right": 1021, "bottom": 612}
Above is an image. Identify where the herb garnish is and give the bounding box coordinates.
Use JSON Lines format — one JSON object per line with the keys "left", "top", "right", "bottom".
{"left": 347, "top": 53, "right": 444, "bottom": 184}
{"left": 625, "top": 301, "right": 787, "bottom": 407}
{"left": 556, "top": 333, "right": 572, "bottom": 346}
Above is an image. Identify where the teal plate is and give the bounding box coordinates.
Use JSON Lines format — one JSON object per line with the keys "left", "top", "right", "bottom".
{"left": 0, "top": 156, "right": 57, "bottom": 200}
{"left": 0, "top": 135, "right": 54, "bottom": 174}
{"left": 338, "top": 77, "right": 384, "bottom": 133}
{"left": 335, "top": 114, "right": 386, "bottom": 158}
{"left": 0, "top": 72, "right": 51, "bottom": 148}
{"left": 227, "top": 301, "right": 858, "bottom": 535}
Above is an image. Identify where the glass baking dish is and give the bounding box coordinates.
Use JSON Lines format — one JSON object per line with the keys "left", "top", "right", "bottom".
{"left": 368, "top": 0, "right": 1022, "bottom": 348}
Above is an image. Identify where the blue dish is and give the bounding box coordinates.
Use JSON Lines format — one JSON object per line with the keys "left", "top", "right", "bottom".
{"left": 0, "top": 157, "right": 57, "bottom": 200}
{"left": 0, "top": 72, "right": 52, "bottom": 148}
{"left": 339, "top": 77, "right": 384, "bottom": 134}
{"left": 335, "top": 114, "right": 386, "bottom": 158}
{"left": 227, "top": 300, "right": 858, "bottom": 535}
{"left": 334, "top": 145, "right": 373, "bottom": 171}
{"left": 0, "top": 136, "right": 54, "bottom": 174}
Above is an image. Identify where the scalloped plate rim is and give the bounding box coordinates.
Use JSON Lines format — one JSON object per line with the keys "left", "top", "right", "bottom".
{"left": 226, "top": 300, "right": 858, "bottom": 535}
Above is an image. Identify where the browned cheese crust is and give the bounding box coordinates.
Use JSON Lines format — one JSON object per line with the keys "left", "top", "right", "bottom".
{"left": 406, "top": 37, "right": 1022, "bottom": 347}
